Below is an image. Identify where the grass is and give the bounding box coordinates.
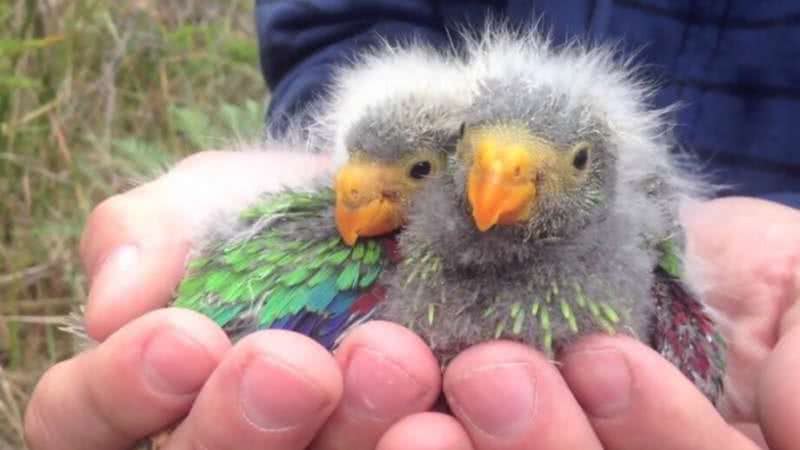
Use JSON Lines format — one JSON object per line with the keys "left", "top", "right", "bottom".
{"left": 1, "top": 1, "right": 266, "bottom": 447}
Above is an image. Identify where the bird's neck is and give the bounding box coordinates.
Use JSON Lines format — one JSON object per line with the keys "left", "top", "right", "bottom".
{"left": 413, "top": 207, "right": 641, "bottom": 275}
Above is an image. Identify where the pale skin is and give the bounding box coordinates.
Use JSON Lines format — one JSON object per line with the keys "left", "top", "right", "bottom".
{"left": 24, "top": 151, "right": 800, "bottom": 450}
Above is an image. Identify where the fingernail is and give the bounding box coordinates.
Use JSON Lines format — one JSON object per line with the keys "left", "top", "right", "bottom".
{"left": 240, "top": 354, "right": 331, "bottom": 431}
{"left": 446, "top": 362, "right": 536, "bottom": 438}
{"left": 343, "top": 347, "right": 431, "bottom": 421}
{"left": 562, "top": 347, "right": 632, "bottom": 418}
{"left": 142, "top": 328, "right": 216, "bottom": 395}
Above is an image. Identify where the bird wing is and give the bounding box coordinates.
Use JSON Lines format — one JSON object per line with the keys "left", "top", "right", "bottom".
{"left": 172, "top": 187, "right": 395, "bottom": 350}
{"left": 651, "top": 237, "right": 726, "bottom": 405}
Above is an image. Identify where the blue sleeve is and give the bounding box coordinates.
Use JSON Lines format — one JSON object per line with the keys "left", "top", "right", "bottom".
{"left": 255, "top": 0, "right": 449, "bottom": 135}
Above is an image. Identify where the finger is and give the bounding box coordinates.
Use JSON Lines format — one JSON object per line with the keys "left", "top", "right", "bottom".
{"left": 80, "top": 150, "right": 332, "bottom": 340}
{"left": 376, "top": 412, "right": 474, "bottom": 450}
{"left": 560, "top": 334, "right": 760, "bottom": 450}
{"left": 443, "top": 341, "right": 603, "bottom": 450}
{"left": 24, "top": 309, "right": 230, "bottom": 450}
{"left": 80, "top": 187, "right": 192, "bottom": 341}
{"left": 758, "top": 300, "right": 800, "bottom": 450}
{"left": 311, "top": 321, "right": 441, "bottom": 450}
{"left": 164, "top": 330, "right": 342, "bottom": 450}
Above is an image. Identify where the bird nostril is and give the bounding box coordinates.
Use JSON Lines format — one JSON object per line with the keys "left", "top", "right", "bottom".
{"left": 350, "top": 188, "right": 359, "bottom": 197}
{"left": 514, "top": 166, "right": 522, "bottom": 177}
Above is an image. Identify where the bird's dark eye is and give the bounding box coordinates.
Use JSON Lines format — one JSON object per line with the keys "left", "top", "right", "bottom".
{"left": 409, "top": 161, "right": 432, "bottom": 179}
{"left": 572, "top": 145, "right": 590, "bottom": 170}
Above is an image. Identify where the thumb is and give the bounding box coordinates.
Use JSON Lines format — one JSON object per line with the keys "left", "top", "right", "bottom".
{"left": 758, "top": 281, "right": 800, "bottom": 450}
{"left": 80, "top": 149, "right": 332, "bottom": 341}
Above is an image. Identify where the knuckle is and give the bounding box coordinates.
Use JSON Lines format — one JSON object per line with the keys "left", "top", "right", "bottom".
{"left": 84, "top": 194, "right": 130, "bottom": 237}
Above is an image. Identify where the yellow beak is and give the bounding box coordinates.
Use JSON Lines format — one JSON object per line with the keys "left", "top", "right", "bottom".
{"left": 468, "top": 144, "right": 537, "bottom": 231}
{"left": 335, "top": 162, "right": 404, "bottom": 246}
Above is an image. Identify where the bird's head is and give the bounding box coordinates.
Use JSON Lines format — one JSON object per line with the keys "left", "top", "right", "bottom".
{"left": 334, "top": 99, "right": 463, "bottom": 246}
{"left": 399, "top": 27, "right": 683, "bottom": 270}
{"left": 334, "top": 150, "right": 448, "bottom": 246}
{"left": 456, "top": 82, "right": 616, "bottom": 243}
{"left": 320, "top": 42, "right": 472, "bottom": 246}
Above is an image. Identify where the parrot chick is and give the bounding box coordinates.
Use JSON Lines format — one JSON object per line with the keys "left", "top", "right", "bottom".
{"left": 139, "top": 41, "right": 471, "bottom": 450}
{"left": 170, "top": 40, "right": 471, "bottom": 349}
{"left": 379, "top": 25, "right": 725, "bottom": 404}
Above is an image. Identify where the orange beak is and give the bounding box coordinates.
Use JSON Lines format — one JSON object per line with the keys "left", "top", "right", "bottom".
{"left": 335, "top": 162, "right": 404, "bottom": 246}
{"left": 468, "top": 144, "right": 537, "bottom": 231}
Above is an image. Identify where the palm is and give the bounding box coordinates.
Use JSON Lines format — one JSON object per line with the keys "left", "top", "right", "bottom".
{"left": 683, "top": 196, "right": 800, "bottom": 423}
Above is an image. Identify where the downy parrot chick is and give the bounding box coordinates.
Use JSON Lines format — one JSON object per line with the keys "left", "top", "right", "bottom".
{"left": 170, "top": 41, "right": 471, "bottom": 349}
{"left": 380, "top": 26, "right": 726, "bottom": 404}
{"left": 122, "top": 43, "right": 471, "bottom": 450}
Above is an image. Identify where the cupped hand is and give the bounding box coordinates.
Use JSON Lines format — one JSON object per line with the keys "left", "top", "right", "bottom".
{"left": 682, "top": 196, "right": 800, "bottom": 448}
{"left": 385, "top": 196, "right": 800, "bottom": 450}
{"left": 24, "top": 145, "right": 800, "bottom": 450}
{"left": 24, "top": 151, "right": 443, "bottom": 450}
{"left": 78, "top": 149, "right": 334, "bottom": 341}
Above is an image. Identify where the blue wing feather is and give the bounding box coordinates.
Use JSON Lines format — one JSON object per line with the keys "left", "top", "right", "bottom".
{"left": 172, "top": 185, "right": 395, "bottom": 350}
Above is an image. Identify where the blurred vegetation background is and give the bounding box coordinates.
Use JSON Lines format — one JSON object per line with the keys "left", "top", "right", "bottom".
{"left": 1, "top": 1, "right": 266, "bottom": 447}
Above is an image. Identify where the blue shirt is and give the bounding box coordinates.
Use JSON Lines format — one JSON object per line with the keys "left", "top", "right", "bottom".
{"left": 256, "top": 0, "right": 800, "bottom": 208}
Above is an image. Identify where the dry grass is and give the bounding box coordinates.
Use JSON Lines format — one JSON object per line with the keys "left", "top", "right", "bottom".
{"left": 1, "top": 1, "right": 264, "bottom": 447}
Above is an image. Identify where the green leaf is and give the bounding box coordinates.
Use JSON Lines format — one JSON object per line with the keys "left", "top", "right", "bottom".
{"left": 0, "top": 35, "right": 64, "bottom": 57}
{"left": 111, "top": 138, "right": 176, "bottom": 180}
{"left": 0, "top": 75, "right": 40, "bottom": 89}
{"left": 170, "top": 105, "right": 212, "bottom": 149}
{"left": 221, "top": 35, "right": 259, "bottom": 64}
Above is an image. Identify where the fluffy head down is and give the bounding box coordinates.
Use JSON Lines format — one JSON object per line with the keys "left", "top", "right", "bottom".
{"left": 403, "top": 24, "right": 711, "bottom": 268}
{"left": 457, "top": 82, "right": 617, "bottom": 240}
{"left": 465, "top": 23, "right": 712, "bottom": 229}
{"left": 312, "top": 39, "right": 474, "bottom": 167}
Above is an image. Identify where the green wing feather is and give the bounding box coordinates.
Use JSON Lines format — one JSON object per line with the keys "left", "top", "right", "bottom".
{"left": 656, "top": 237, "right": 683, "bottom": 278}
{"left": 171, "top": 187, "right": 389, "bottom": 345}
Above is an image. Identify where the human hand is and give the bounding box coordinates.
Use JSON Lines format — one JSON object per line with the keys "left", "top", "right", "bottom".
{"left": 681, "top": 196, "right": 800, "bottom": 448}
{"left": 23, "top": 151, "right": 443, "bottom": 450}
{"left": 25, "top": 148, "right": 798, "bottom": 450}
{"left": 381, "top": 196, "right": 800, "bottom": 450}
